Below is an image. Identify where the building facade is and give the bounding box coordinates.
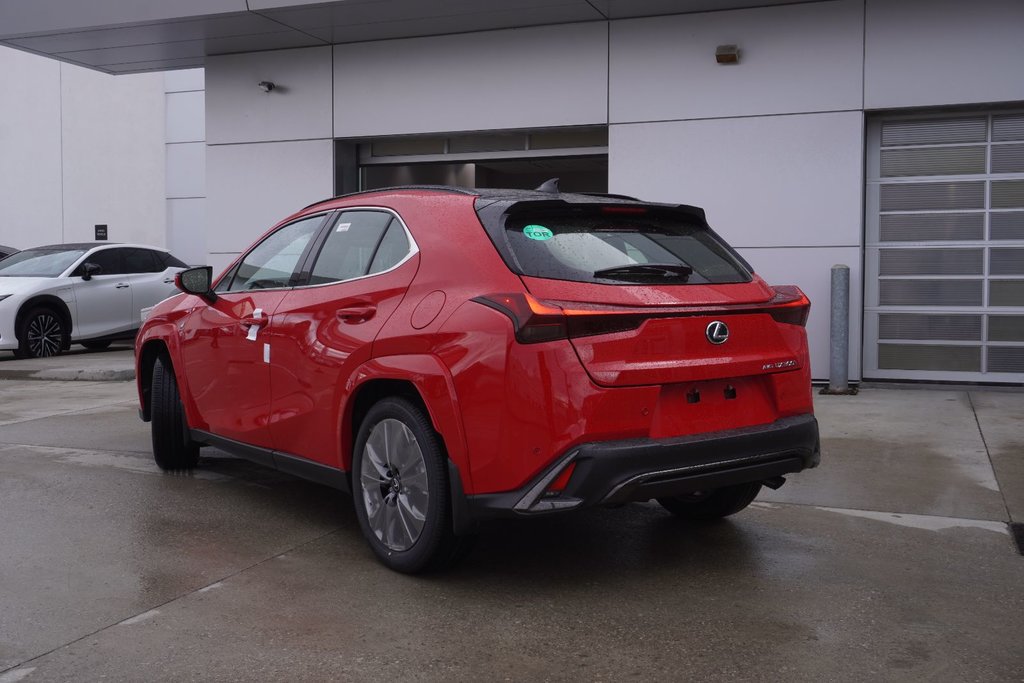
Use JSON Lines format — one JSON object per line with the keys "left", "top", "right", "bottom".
{"left": 1, "top": 0, "right": 1021, "bottom": 383}
{"left": 0, "top": 46, "right": 207, "bottom": 264}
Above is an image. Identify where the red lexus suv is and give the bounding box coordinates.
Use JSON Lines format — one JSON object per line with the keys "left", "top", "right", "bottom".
{"left": 136, "top": 184, "right": 820, "bottom": 573}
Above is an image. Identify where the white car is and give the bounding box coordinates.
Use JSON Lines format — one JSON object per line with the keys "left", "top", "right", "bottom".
{"left": 0, "top": 242, "right": 188, "bottom": 358}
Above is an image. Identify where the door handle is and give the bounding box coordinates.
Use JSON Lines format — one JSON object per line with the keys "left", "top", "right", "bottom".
{"left": 240, "top": 308, "right": 264, "bottom": 341}
{"left": 115, "top": 283, "right": 130, "bottom": 289}
{"left": 336, "top": 303, "right": 376, "bottom": 324}
{"left": 163, "top": 278, "right": 175, "bottom": 284}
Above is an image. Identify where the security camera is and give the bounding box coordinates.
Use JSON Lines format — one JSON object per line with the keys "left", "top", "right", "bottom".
{"left": 257, "top": 81, "right": 276, "bottom": 93}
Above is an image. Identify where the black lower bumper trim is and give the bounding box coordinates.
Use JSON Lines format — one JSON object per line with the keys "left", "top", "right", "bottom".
{"left": 465, "top": 414, "right": 819, "bottom": 523}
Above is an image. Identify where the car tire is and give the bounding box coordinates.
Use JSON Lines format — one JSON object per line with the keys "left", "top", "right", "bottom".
{"left": 81, "top": 340, "right": 112, "bottom": 351}
{"left": 352, "top": 397, "right": 471, "bottom": 573}
{"left": 16, "top": 307, "right": 67, "bottom": 358}
{"left": 657, "top": 482, "right": 762, "bottom": 520}
{"left": 150, "top": 356, "right": 199, "bottom": 471}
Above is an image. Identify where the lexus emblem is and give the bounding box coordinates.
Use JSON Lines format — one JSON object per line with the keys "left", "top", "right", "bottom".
{"left": 706, "top": 320, "right": 729, "bottom": 345}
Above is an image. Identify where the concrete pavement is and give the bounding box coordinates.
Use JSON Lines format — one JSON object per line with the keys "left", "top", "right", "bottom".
{"left": 0, "top": 374, "right": 1021, "bottom": 681}
{"left": 0, "top": 344, "right": 135, "bottom": 381}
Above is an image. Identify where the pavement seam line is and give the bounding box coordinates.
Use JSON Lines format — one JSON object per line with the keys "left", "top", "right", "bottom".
{"left": 0, "top": 400, "right": 138, "bottom": 428}
{"left": 966, "top": 391, "right": 1013, "bottom": 524}
{"left": 0, "top": 441, "right": 152, "bottom": 456}
{"left": 757, "top": 499, "right": 1009, "bottom": 527}
{"left": 0, "top": 527, "right": 343, "bottom": 675}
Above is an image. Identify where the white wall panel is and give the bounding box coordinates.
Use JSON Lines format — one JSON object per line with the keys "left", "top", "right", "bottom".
{"left": 609, "top": 112, "right": 864, "bottom": 248}
{"left": 332, "top": 22, "right": 608, "bottom": 137}
{"left": 0, "top": 47, "right": 63, "bottom": 248}
{"left": 166, "top": 143, "right": 206, "bottom": 199}
{"left": 206, "top": 46, "right": 332, "bottom": 144}
{"left": 610, "top": 0, "right": 863, "bottom": 123}
{"left": 865, "top": 0, "right": 1024, "bottom": 110}
{"left": 166, "top": 91, "right": 205, "bottom": 143}
{"left": 206, "top": 139, "right": 333, "bottom": 263}
{"left": 166, "top": 198, "right": 206, "bottom": 266}
{"left": 164, "top": 68, "right": 205, "bottom": 93}
{"left": 60, "top": 65, "right": 166, "bottom": 246}
{"left": 740, "top": 246, "right": 863, "bottom": 381}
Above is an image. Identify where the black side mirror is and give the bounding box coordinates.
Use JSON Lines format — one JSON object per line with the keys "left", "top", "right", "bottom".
{"left": 175, "top": 266, "right": 218, "bottom": 303}
{"left": 81, "top": 262, "right": 102, "bottom": 281}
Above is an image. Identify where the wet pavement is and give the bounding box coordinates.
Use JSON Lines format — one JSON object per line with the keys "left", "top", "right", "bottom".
{"left": 0, "top": 378, "right": 1021, "bottom": 681}
{"left": 0, "top": 344, "right": 135, "bottom": 382}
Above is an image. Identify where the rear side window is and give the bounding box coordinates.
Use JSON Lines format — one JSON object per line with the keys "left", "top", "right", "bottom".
{"left": 504, "top": 211, "right": 751, "bottom": 285}
{"left": 123, "top": 248, "right": 162, "bottom": 273}
{"left": 309, "top": 211, "right": 410, "bottom": 285}
{"left": 160, "top": 252, "right": 189, "bottom": 268}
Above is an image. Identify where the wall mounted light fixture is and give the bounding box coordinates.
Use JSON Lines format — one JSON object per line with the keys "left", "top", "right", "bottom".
{"left": 715, "top": 45, "right": 740, "bottom": 64}
{"left": 257, "top": 80, "right": 276, "bottom": 93}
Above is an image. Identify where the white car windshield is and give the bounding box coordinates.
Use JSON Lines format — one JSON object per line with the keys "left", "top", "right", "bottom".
{"left": 0, "top": 248, "right": 87, "bottom": 277}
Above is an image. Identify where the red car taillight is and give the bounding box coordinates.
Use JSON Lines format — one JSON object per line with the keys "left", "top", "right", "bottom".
{"left": 474, "top": 286, "right": 810, "bottom": 344}
{"left": 472, "top": 293, "right": 645, "bottom": 344}
{"left": 765, "top": 285, "right": 811, "bottom": 327}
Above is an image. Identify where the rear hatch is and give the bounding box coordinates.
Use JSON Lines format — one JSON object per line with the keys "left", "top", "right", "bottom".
{"left": 475, "top": 198, "right": 809, "bottom": 388}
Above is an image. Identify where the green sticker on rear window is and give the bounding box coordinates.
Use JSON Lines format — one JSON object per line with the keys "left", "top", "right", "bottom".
{"left": 523, "top": 225, "right": 553, "bottom": 241}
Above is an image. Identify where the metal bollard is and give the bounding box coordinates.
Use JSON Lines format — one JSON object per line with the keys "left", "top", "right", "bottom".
{"left": 822, "top": 264, "right": 856, "bottom": 395}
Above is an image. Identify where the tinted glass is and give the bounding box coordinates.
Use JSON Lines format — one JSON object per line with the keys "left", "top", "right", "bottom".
{"left": 504, "top": 211, "right": 751, "bottom": 285}
{"left": 369, "top": 222, "right": 412, "bottom": 275}
{"left": 79, "top": 249, "right": 125, "bottom": 276}
{"left": 227, "top": 215, "right": 324, "bottom": 292}
{"left": 162, "top": 252, "right": 188, "bottom": 268}
{"left": 123, "top": 248, "right": 163, "bottom": 273}
{"left": 0, "top": 248, "right": 87, "bottom": 277}
{"left": 309, "top": 211, "right": 394, "bottom": 285}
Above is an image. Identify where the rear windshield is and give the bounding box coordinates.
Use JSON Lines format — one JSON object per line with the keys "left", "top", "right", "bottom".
{"left": 503, "top": 211, "right": 751, "bottom": 285}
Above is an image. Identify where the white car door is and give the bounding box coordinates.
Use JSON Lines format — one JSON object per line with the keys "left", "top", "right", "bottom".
{"left": 70, "top": 248, "right": 134, "bottom": 340}
{"left": 121, "top": 248, "right": 180, "bottom": 327}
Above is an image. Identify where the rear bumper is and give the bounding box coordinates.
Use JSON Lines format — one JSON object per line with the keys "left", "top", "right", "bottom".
{"left": 459, "top": 414, "right": 819, "bottom": 528}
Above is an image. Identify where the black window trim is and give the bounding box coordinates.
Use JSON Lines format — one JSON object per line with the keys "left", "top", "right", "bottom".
{"left": 290, "top": 205, "right": 419, "bottom": 290}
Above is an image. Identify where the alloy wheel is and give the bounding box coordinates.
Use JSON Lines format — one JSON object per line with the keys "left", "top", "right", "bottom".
{"left": 359, "top": 418, "right": 429, "bottom": 551}
{"left": 27, "top": 313, "right": 63, "bottom": 357}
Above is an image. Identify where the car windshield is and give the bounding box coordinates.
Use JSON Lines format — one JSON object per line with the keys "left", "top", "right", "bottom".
{"left": 504, "top": 210, "right": 751, "bottom": 285}
{"left": 0, "top": 248, "right": 87, "bottom": 277}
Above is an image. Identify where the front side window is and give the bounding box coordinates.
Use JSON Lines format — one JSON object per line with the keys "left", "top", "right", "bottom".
{"left": 77, "top": 249, "right": 126, "bottom": 276}
{"left": 0, "top": 248, "right": 87, "bottom": 277}
{"left": 503, "top": 210, "right": 751, "bottom": 285}
{"left": 309, "top": 211, "right": 410, "bottom": 286}
{"left": 226, "top": 215, "right": 325, "bottom": 292}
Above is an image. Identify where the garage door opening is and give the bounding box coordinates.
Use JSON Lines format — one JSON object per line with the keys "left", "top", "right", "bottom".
{"left": 864, "top": 111, "right": 1024, "bottom": 383}
{"left": 336, "top": 127, "right": 608, "bottom": 195}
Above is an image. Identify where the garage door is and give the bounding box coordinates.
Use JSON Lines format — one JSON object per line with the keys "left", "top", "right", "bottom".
{"left": 864, "top": 111, "right": 1024, "bottom": 382}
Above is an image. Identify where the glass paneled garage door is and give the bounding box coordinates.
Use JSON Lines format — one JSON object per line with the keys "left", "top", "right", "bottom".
{"left": 865, "top": 111, "right": 1024, "bottom": 382}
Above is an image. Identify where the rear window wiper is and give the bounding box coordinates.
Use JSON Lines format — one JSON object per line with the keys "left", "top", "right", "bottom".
{"left": 593, "top": 263, "right": 693, "bottom": 281}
